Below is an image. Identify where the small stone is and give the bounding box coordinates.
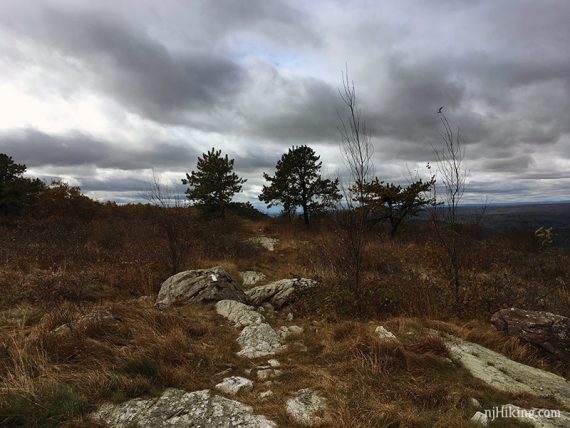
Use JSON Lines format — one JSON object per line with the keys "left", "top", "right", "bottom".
{"left": 470, "top": 411, "right": 488, "bottom": 426}
{"left": 278, "top": 325, "right": 304, "bottom": 339}
{"left": 257, "top": 369, "right": 274, "bottom": 381}
{"left": 470, "top": 398, "right": 482, "bottom": 408}
{"left": 262, "top": 302, "right": 275, "bottom": 312}
{"left": 215, "top": 376, "right": 254, "bottom": 395}
{"left": 286, "top": 389, "right": 327, "bottom": 426}
{"left": 259, "top": 390, "right": 274, "bottom": 400}
{"left": 287, "top": 312, "right": 294, "bottom": 321}
{"left": 374, "top": 326, "right": 398, "bottom": 341}
{"left": 268, "top": 359, "right": 281, "bottom": 367}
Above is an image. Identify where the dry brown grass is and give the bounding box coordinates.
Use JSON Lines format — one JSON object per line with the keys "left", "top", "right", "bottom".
{"left": 0, "top": 207, "right": 568, "bottom": 426}
{"left": 0, "top": 300, "right": 244, "bottom": 426}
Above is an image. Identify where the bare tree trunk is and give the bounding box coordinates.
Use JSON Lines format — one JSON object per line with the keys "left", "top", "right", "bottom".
{"left": 145, "top": 171, "right": 190, "bottom": 275}
{"left": 430, "top": 111, "right": 468, "bottom": 310}
{"left": 337, "top": 66, "right": 375, "bottom": 303}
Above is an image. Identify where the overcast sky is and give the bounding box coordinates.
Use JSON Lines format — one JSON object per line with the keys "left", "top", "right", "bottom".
{"left": 1, "top": 0, "right": 569, "bottom": 208}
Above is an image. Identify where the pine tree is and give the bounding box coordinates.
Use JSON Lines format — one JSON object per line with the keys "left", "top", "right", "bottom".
{"left": 182, "top": 148, "right": 246, "bottom": 217}
{"left": 356, "top": 176, "right": 436, "bottom": 236}
{"left": 0, "top": 154, "right": 43, "bottom": 216}
{"left": 260, "top": 145, "right": 341, "bottom": 225}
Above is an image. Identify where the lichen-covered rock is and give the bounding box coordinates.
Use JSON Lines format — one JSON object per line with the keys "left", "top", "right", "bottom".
{"left": 156, "top": 267, "right": 248, "bottom": 309}
{"left": 92, "top": 388, "right": 275, "bottom": 427}
{"left": 491, "top": 308, "right": 570, "bottom": 361}
{"left": 443, "top": 334, "right": 570, "bottom": 407}
{"left": 286, "top": 389, "right": 327, "bottom": 426}
{"left": 246, "top": 278, "right": 317, "bottom": 308}
{"left": 248, "top": 236, "right": 278, "bottom": 251}
{"left": 237, "top": 323, "right": 284, "bottom": 358}
{"left": 215, "top": 376, "right": 254, "bottom": 395}
{"left": 240, "top": 271, "right": 267, "bottom": 286}
{"left": 216, "top": 300, "right": 264, "bottom": 328}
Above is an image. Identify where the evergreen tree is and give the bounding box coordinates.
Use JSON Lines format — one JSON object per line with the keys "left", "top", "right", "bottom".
{"left": 260, "top": 145, "right": 341, "bottom": 225}
{"left": 182, "top": 148, "right": 246, "bottom": 217}
{"left": 356, "top": 176, "right": 436, "bottom": 236}
{"left": 0, "top": 154, "right": 43, "bottom": 216}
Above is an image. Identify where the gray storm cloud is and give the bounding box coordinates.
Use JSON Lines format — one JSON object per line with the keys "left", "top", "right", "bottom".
{"left": 0, "top": 0, "right": 568, "bottom": 204}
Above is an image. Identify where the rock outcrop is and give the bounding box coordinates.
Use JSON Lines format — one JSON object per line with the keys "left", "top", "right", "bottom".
{"left": 491, "top": 308, "right": 570, "bottom": 361}
{"left": 246, "top": 278, "right": 317, "bottom": 308}
{"left": 443, "top": 334, "right": 570, "bottom": 407}
{"left": 156, "top": 267, "right": 249, "bottom": 309}
{"left": 248, "top": 236, "right": 279, "bottom": 251}
{"left": 241, "top": 271, "right": 267, "bottom": 286}
{"left": 286, "top": 389, "right": 327, "bottom": 426}
{"left": 216, "top": 300, "right": 285, "bottom": 358}
{"left": 216, "top": 300, "right": 264, "bottom": 328}
{"left": 92, "top": 388, "right": 275, "bottom": 427}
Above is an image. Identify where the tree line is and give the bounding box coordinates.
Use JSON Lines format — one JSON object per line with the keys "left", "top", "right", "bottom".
{"left": 1, "top": 142, "right": 434, "bottom": 232}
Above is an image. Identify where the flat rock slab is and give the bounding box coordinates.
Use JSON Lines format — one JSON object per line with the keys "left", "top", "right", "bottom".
{"left": 216, "top": 300, "right": 265, "bottom": 328}
{"left": 240, "top": 271, "right": 267, "bottom": 286}
{"left": 286, "top": 389, "right": 327, "bottom": 426}
{"left": 443, "top": 334, "right": 570, "bottom": 408}
{"left": 156, "top": 267, "right": 249, "bottom": 309}
{"left": 246, "top": 278, "right": 317, "bottom": 308}
{"left": 248, "top": 237, "right": 278, "bottom": 251}
{"left": 93, "top": 388, "right": 275, "bottom": 427}
{"left": 237, "top": 323, "right": 284, "bottom": 358}
{"left": 492, "top": 308, "right": 570, "bottom": 361}
{"left": 215, "top": 376, "right": 254, "bottom": 395}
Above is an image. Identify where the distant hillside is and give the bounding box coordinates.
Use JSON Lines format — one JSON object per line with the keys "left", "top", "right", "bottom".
{"left": 459, "top": 203, "right": 570, "bottom": 247}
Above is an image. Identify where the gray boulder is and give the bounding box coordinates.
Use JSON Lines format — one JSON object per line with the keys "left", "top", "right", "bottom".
{"left": 156, "top": 267, "right": 248, "bottom": 309}
{"left": 491, "top": 308, "right": 570, "bottom": 361}
{"left": 237, "top": 323, "right": 284, "bottom": 358}
{"left": 246, "top": 278, "right": 317, "bottom": 308}
{"left": 92, "top": 388, "right": 275, "bottom": 427}
{"left": 286, "top": 389, "right": 327, "bottom": 426}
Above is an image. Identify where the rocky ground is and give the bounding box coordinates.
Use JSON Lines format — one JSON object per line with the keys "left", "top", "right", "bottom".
{"left": 85, "top": 236, "right": 570, "bottom": 427}
{"left": 1, "top": 231, "right": 569, "bottom": 427}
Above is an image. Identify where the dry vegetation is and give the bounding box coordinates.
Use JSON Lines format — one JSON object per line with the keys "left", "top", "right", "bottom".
{"left": 1, "top": 205, "right": 569, "bottom": 426}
